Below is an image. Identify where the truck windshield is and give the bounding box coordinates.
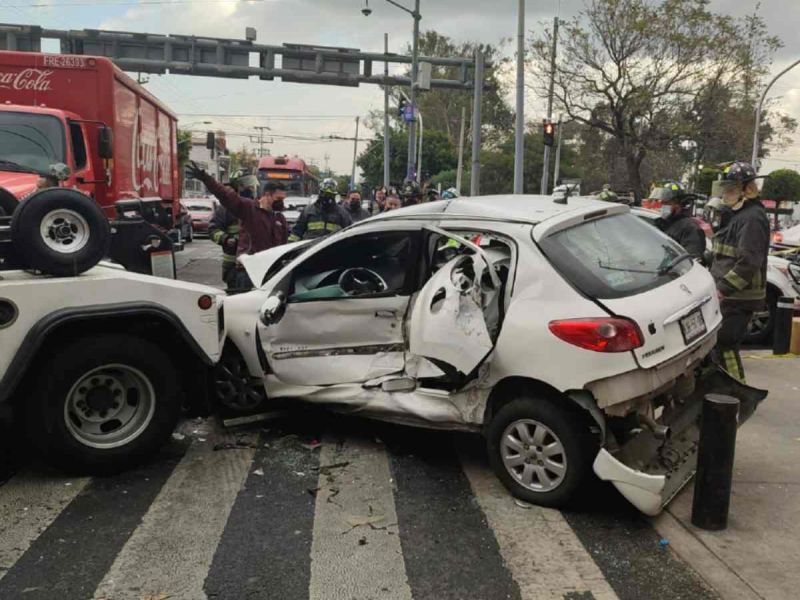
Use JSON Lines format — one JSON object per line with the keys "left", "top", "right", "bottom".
{"left": 0, "top": 112, "right": 65, "bottom": 175}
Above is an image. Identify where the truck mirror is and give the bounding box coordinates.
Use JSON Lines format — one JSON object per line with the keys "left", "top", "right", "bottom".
{"left": 98, "top": 127, "right": 114, "bottom": 159}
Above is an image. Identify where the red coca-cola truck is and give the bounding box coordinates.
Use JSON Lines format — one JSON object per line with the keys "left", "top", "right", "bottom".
{"left": 0, "top": 51, "right": 179, "bottom": 221}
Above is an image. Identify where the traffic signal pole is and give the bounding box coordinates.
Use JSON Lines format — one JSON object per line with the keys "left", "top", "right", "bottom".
{"left": 513, "top": 0, "right": 525, "bottom": 194}
{"left": 540, "top": 16, "right": 558, "bottom": 195}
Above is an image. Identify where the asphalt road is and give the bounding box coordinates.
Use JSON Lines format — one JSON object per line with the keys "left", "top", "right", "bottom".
{"left": 0, "top": 240, "right": 721, "bottom": 600}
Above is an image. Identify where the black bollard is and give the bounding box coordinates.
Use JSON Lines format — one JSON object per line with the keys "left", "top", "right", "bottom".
{"left": 691, "top": 394, "right": 740, "bottom": 531}
{"left": 773, "top": 296, "right": 795, "bottom": 355}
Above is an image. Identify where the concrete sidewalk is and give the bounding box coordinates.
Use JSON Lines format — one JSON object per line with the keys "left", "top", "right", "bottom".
{"left": 655, "top": 353, "right": 800, "bottom": 599}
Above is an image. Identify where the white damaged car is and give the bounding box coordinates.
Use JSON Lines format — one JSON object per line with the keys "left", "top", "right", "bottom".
{"left": 220, "top": 195, "right": 766, "bottom": 515}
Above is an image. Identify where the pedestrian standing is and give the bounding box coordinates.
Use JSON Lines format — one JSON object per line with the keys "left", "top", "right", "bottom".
{"left": 188, "top": 163, "right": 289, "bottom": 292}
{"left": 709, "top": 161, "right": 770, "bottom": 382}
{"left": 343, "top": 189, "right": 371, "bottom": 223}
{"left": 289, "top": 178, "right": 352, "bottom": 241}
{"left": 373, "top": 186, "right": 387, "bottom": 214}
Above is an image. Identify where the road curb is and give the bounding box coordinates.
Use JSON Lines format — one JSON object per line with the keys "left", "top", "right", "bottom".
{"left": 651, "top": 510, "right": 762, "bottom": 600}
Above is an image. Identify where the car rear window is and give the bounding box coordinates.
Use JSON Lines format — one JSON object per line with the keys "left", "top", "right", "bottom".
{"left": 539, "top": 213, "right": 692, "bottom": 299}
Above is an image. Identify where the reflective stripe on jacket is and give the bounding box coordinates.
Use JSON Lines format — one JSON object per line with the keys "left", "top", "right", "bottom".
{"left": 289, "top": 201, "right": 352, "bottom": 241}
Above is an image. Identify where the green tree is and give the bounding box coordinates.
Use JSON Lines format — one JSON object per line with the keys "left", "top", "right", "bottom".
{"left": 529, "top": 0, "right": 788, "bottom": 200}
{"left": 228, "top": 147, "right": 259, "bottom": 175}
{"left": 762, "top": 169, "right": 800, "bottom": 202}
{"left": 177, "top": 129, "right": 192, "bottom": 167}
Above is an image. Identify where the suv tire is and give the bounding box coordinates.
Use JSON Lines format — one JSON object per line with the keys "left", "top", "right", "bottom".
{"left": 25, "top": 334, "right": 181, "bottom": 474}
{"left": 11, "top": 188, "right": 110, "bottom": 276}
{"left": 486, "top": 397, "right": 593, "bottom": 507}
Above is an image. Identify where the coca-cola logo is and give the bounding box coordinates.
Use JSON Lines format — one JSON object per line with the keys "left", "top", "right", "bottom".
{"left": 0, "top": 68, "right": 53, "bottom": 92}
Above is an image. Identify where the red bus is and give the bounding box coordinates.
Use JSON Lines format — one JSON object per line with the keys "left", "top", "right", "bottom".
{"left": 256, "top": 155, "right": 318, "bottom": 198}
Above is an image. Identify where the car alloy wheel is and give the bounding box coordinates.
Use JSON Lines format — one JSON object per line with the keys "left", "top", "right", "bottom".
{"left": 215, "top": 354, "right": 266, "bottom": 412}
{"left": 500, "top": 418, "right": 567, "bottom": 492}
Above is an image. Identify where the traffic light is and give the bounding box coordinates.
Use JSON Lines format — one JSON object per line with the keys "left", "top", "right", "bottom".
{"left": 543, "top": 120, "right": 556, "bottom": 146}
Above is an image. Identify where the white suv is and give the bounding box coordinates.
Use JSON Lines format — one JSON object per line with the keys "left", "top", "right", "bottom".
{"left": 220, "top": 195, "right": 766, "bottom": 514}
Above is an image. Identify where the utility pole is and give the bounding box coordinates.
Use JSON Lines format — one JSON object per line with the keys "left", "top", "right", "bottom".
{"left": 323, "top": 153, "right": 331, "bottom": 177}
{"left": 752, "top": 58, "right": 800, "bottom": 168}
{"left": 513, "top": 0, "right": 525, "bottom": 194}
{"left": 407, "top": 0, "right": 421, "bottom": 182}
{"left": 553, "top": 115, "right": 563, "bottom": 187}
{"left": 253, "top": 126, "right": 270, "bottom": 157}
{"left": 470, "top": 50, "right": 485, "bottom": 196}
{"left": 540, "top": 16, "right": 558, "bottom": 195}
{"left": 416, "top": 110, "right": 423, "bottom": 184}
{"left": 351, "top": 116, "right": 360, "bottom": 190}
{"left": 383, "top": 33, "right": 391, "bottom": 190}
{"left": 456, "top": 105, "right": 466, "bottom": 195}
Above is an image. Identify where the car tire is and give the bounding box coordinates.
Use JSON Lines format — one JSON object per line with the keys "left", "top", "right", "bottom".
{"left": 0, "top": 188, "right": 17, "bottom": 217}
{"left": 25, "top": 334, "right": 181, "bottom": 474}
{"left": 214, "top": 348, "right": 267, "bottom": 417}
{"left": 486, "top": 397, "right": 593, "bottom": 508}
{"left": 744, "top": 287, "right": 778, "bottom": 345}
{"left": 10, "top": 188, "right": 110, "bottom": 276}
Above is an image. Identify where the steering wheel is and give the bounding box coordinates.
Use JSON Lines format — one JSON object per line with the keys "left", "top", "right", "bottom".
{"left": 338, "top": 267, "right": 388, "bottom": 296}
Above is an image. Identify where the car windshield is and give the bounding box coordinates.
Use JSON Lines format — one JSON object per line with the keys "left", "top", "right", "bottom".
{"left": 539, "top": 213, "right": 692, "bottom": 299}
{"left": 0, "top": 112, "right": 65, "bottom": 174}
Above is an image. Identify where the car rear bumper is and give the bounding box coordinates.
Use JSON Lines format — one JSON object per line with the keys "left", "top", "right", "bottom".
{"left": 593, "top": 365, "right": 767, "bottom": 515}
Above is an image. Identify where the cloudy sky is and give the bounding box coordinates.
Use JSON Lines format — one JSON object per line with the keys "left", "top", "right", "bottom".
{"left": 2, "top": 0, "right": 798, "bottom": 177}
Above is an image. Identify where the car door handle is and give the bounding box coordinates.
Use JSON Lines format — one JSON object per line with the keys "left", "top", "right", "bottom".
{"left": 375, "top": 310, "right": 398, "bottom": 319}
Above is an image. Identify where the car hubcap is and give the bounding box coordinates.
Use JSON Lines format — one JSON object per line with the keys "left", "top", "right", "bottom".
{"left": 64, "top": 364, "right": 155, "bottom": 449}
{"left": 40, "top": 208, "right": 90, "bottom": 254}
{"left": 215, "top": 357, "right": 264, "bottom": 411}
{"left": 501, "top": 419, "right": 567, "bottom": 492}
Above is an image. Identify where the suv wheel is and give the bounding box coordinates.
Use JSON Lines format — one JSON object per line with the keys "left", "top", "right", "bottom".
{"left": 26, "top": 334, "right": 181, "bottom": 474}
{"left": 10, "top": 188, "right": 110, "bottom": 276}
{"left": 486, "top": 397, "right": 593, "bottom": 507}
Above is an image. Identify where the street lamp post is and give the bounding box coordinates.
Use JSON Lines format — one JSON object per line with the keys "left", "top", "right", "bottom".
{"left": 363, "top": 0, "right": 421, "bottom": 182}
{"left": 752, "top": 58, "right": 800, "bottom": 168}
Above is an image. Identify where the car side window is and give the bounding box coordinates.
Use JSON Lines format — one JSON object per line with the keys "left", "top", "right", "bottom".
{"left": 288, "top": 230, "right": 419, "bottom": 302}
{"left": 68, "top": 122, "right": 87, "bottom": 171}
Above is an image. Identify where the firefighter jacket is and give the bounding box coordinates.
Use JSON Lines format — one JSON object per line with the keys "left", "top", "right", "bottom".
{"left": 209, "top": 204, "right": 240, "bottom": 268}
{"left": 656, "top": 212, "right": 707, "bottom": 262}
{"left": 289, "top": 200, "right": 352, "bottom": 241}
{"left": 710, "top": 199, "right": 770, "bottom": 310}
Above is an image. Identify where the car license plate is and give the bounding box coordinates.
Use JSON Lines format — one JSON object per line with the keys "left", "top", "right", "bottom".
{"left": 679, "top": 308, "right": 707, "bottom": 344}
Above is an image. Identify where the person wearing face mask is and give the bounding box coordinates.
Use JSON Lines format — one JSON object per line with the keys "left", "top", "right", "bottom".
{"left": 651, "top": 181, "right": 706, "bottom": 262}
{"left": 343, "top": 188, "right": 370, "bottom": 222}
{"left": 289, "top": 177, "right": 352, "bottom": 241}
{"left": 372, "top": 186, "right": 387, "bottom": 214}
{"left": 709, "top": 161, "right": 769, "bottom": 382}
{"left": 186, "top": 163, "right": 289, "bottom": 291}
{"left": 400, "top": 180, "right": 423, "bottom": 206}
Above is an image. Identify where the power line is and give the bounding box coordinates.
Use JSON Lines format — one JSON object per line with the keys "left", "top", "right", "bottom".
{"left": 177, "top": 113, "right": 360, "bottom": 120}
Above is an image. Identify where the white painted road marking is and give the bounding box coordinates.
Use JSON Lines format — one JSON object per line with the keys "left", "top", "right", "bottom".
{"left": 93, "top": 439, "right": 255, "bottom": 600}
{"left": 461, "top": 454, "right": 619, "bottom": 600}
{"left": 0, "top": 469, "right": 89, "bottom": 583}
{"left": 309, "top": 437, "right": 412, "bottom": 600}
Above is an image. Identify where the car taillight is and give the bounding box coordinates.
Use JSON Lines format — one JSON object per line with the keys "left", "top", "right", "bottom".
{"left": 548, "top": 317, "right": 643, "bottom": 352}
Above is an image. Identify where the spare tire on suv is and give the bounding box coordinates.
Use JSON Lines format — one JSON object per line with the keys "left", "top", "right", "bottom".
{"left": 10, "top": 188, "right": 110, "bottom": 277}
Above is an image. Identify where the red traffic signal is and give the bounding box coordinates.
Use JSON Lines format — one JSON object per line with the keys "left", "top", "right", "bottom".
{"left": 543, "top": 121, "right": 556, "bottom": 146}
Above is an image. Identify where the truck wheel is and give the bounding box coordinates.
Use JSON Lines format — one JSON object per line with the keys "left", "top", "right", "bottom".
{"left": 10, "top": 188, "right": 110, "bottom": 276}
{"left": 26, "top": 334, "right": 181, "bottom": 474}
{"left": 486, "top": 397, "right": 593, "bottom": 508}
{"left": 0, "top": 188, "right": 17, "bottom": 216}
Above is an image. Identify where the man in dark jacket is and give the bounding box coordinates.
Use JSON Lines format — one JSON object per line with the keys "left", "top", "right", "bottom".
{"left": 652, "top": 181, "right": 707, "bottom": 262}
{"left": 343, "top": 189, "right": 370, "bottom": 223}
{"left": 709, "top": 161, "right": 770, "bottom": 382}
{"left": 289, "top": 177, "right": 351, "bottom": 241}
{"left": 188, "top": 163, "right": 288, "bottom": 291}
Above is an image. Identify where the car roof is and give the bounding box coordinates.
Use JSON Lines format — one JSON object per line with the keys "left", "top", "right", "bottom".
{"left": 375, "top": 194, "right": 623, "bottom": 225}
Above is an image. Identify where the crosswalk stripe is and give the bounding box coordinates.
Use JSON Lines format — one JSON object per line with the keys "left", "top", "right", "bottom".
{"left": 0, "top": 469, "right": 89, "bottom": 583}
{"left": 93, "top": 437, "right": 255, "bottom": 600}
{"left": 309, "top": 436, "right": 412, "bottom": 600}
{"left": 461, "top": 454, "right": 619, "bottom": 600}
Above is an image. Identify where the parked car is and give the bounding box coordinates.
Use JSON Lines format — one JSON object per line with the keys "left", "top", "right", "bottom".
{"left": 219, "top": 195, "right": 765, "bottom": 515}
{"left": 181, "top": 198, "right": 216, "bottom": 236}
{"left": 634, "top": 207, "right": 799, "bottom": 344}
{"left": 176, "top": 202, "right": 194, "bottom": 243}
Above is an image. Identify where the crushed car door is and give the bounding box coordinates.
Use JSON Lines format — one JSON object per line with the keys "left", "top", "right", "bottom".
{"left": 408, "top": 226, "right": 500, "bottom": 376}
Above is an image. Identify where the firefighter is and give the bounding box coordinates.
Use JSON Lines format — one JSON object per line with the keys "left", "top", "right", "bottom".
{"left": 208, "top": 177, "right": 245, "bottom": 290}
{"left": 289, "top": 177, "right": 351, "bottom": 241}
{"left": 710, "top": 161, "right": 769, "bottom": 382}
{"left": 343, "top": 188, "right": 370, "bottom": 223}
{"left": 187, "top": 164, "right": 289, "bottom": 292}
{"left": 400, "top": 180, "right": 422, "bottom": 206}
{"left": 652, "top": 181, "right": 707, "bottom": 262}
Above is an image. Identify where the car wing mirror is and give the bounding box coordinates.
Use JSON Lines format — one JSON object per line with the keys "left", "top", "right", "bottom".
{"left": 98, "top": 126, "right": 114, "bottom": 159}
{"left": 259, "top": 292, "right": 286, "bottom": 326}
